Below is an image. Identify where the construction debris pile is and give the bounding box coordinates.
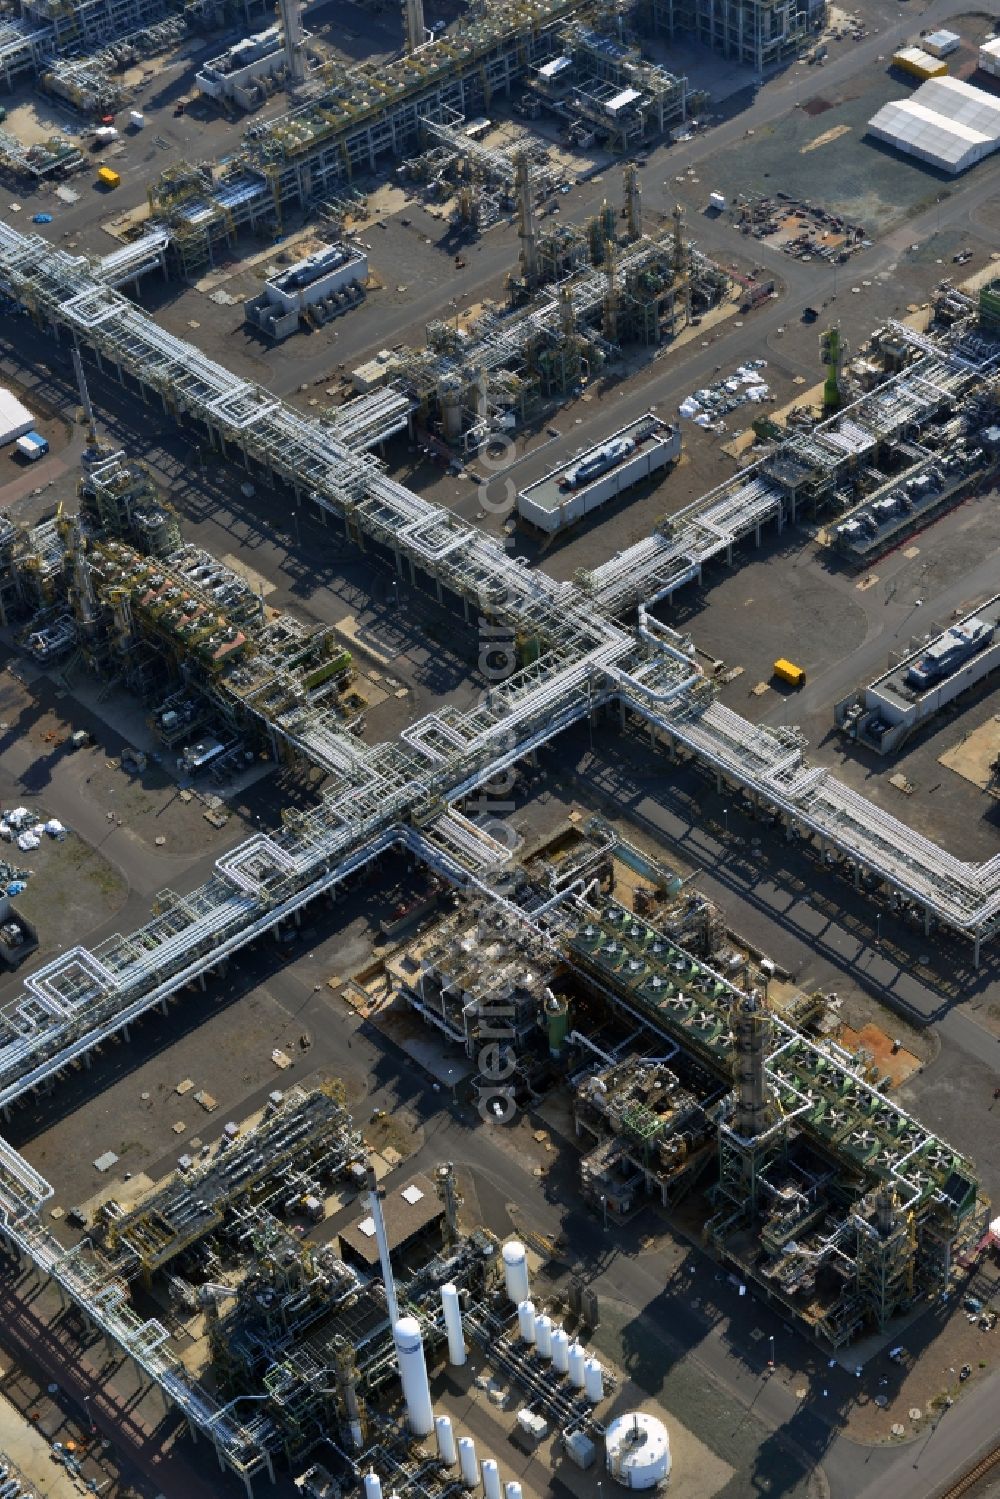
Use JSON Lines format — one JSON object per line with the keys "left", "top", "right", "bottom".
{"left": 678, "top": 360, "right": 771, "bottom": 427}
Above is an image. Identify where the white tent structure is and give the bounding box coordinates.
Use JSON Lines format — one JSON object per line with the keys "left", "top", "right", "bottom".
{"left": 867, "top": 76, "right": 1000, "bottom": 173}
{"left": 0, "top": 387, "right": 34, "bottom": 447}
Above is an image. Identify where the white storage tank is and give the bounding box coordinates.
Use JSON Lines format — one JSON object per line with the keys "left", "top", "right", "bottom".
{"left": 534, "top": 1314, "right": 553, "bottom": 1359}
{"left": 708, "top": 191, "right": 727, "bottom": 212}
{"left": 517, "top": 1299, "right": 536, "bottom": 1344}
{"left": 551, "top": 1327, "right": 570, "bottom": 1374}
{"left": 364, "top": 1475, "right": 383, "bottom": 1499}
{"left": 502, "top": 1240, "right": 530, "bottom": 1304}
{"left": 584, "top": 1357, "right": 604, "bottom": 1403}
{"left": 458, "top": 1437, "right": 479, "bottom": 1489}
{"left": 505, "top": 1484, "right": 522, "bottom": 1499}
{"left": 568, "top": 1342, "right": 586, "bottom": 1388}
{"left": 482, "top": 1461, "right": 502, "bottom": 1499}
{"left": 392, "top": 1316, "right": 434, "bottom": 1435}
{"left": 435, "top": 1415, "right": 458, "bottom": 1466}
{"left": 129, "top": 110, "right": 145, "bottom": 128}
{"left": 441, "top": 1282, "right": 466, "bottom": 1366}
{"left": 605, "top": 1413, "right": 671, "bottom": 1489}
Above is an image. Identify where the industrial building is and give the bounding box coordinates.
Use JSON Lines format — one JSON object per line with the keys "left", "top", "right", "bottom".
{"left": 196, "top": 26, "right": 313, "bottom": 112}
{"left": 517, "top": 414, "right": 681, "bottom": 533}
{"left": 0, "top": 441, "right": 357, "bottom": 767}
{"left": 867, "top": 75, "right": 1000, "bottom": 173}
{"left": 526, "top": 26, "right": 688, "bottom": 150}
{"left": 835, "top": 596, "right": 1000, "bottom": 755}
{"left": 244, "top": 241, "right": 368, "bottom": 340}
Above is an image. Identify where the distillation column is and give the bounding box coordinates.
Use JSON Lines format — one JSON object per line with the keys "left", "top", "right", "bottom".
{"left": 623, "top": 163, "right": 642, "bottom": 241}
{"left": 278, "top": 0, "right": 306, "bottom": 86}
{"left": 403, "top": 0, "right": 426, "bottom": 53}
{"left": 714, "top": 991, "right": 776, "bottom": 1221}
{"left": 672, "top": 204, "right": 691, "bottom": 324}
{"left": 515, "top": 151, "right": 539, "bottom": 291}
{"left": 734, "top": 994, "right": 771, "bottom": 1140}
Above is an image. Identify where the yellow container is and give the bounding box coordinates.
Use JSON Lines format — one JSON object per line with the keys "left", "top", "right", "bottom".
{"left": 892, "top": 47, "right": 947, "bottom": 79}
{"left": 773, "top": 658, "right": 806, "bottom": 688}
{"left": 97, "top": 166, "right": 121, "bottom": 188}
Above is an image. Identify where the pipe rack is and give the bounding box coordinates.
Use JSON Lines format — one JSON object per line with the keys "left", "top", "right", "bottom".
{"left": 0, "top": 214, "right": 996, "bottom": 1484}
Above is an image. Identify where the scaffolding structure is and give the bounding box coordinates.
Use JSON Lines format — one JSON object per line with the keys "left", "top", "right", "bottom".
{"left": 530, "top": 23, "right": 687, "bottom": 149}
{"left": 647, "top": 0, "right": 823, "bottom": 75}
{"left": 0, "top": 124, "right": 82, "bottom": 178}
{"left": 98, "top": 1082, "right": 360, "bottom": 1276}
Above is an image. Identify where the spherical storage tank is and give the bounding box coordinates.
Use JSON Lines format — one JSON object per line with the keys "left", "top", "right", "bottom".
{"left": 605, "top": 1412, "right": 671, "bottom": 1489}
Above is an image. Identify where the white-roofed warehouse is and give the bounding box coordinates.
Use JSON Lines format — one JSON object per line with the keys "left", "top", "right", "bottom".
{"left": 867, "top": 76, "right": 1000, "bottom": 173}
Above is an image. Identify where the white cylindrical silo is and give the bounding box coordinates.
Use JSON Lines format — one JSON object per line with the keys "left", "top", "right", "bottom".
{"left": 568, "top": 1341, "right": 586, "bottom": 1388}
{"left": 458, "top": 1437, "right": 479, "bottom": 1490}
{"left": 364, "top": 1474, "right": 383, "bottom": 1499}
{"left": 436, "top": 1415, "right": 458, "bottom": 1466}
{"left": 441, "top": 1282, "right": 466, "bottom": 1367}
{"left": 482, "top": 1460, "right": 502, "bottom": 1499}
{"left": 505, "top": 1484, "right": 522, "bottom": 1499}
{"left": 551, "top": 1326, "right": 569, "bottom": 1374}
{"left": 517, "top": 1299, "right": 536, "bottom": 1344}
{"left": 393, "top": 1316, "right": 434, "bottom": 1435}
{"left": 584, "top": 1357, "right": 604, "bottom": 1403}
{"left": 502, "top": 1241, "right": 530, "bottom": 1304}
{"left": 534, "top": 1314, "right": 553, "bottom": 1358}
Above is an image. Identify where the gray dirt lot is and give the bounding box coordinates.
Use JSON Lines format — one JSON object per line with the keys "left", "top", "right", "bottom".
{"left": 682, "top": 13, "right": 1000, "bottom": 237}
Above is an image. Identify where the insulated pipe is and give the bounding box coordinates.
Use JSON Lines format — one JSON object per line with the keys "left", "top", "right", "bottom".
{"left": 436, "top": 1415, "right": 458, "bottom": 1466}
{"left": 482, "top": 1461, "right": 502, "bottom": 1499}
{"left": 534, "top": 1314, "right": 552, "bottom": 1358}
{"left": 458, "top": 1437, "right": 479, "bottom": 1490}
{"left": 441, "top": 1282, "right": 466, "bottom": 1366}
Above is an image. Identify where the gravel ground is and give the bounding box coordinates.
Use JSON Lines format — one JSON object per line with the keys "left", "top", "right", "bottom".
{"left": 682, "top": 14, "right": 1000, "bottom": 238}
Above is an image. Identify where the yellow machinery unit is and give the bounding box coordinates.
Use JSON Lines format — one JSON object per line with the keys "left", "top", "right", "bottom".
{"left": 773, "top": 658, "right": 806, "bottom": 688}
